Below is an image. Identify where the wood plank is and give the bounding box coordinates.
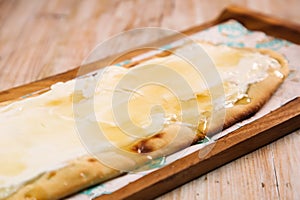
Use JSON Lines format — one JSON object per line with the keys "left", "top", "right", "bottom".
{"left": 271, "top": 131, "right": 300, "bottom": 199}
{"left": 2, "top": 5, "right": 300, "bottom": 103}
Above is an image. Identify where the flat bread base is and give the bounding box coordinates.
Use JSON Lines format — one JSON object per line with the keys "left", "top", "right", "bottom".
{"left": 6, "top": 48, "right": 289, "bottom": 200}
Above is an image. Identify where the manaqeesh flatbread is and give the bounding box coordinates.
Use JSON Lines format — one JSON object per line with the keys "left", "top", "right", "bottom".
{"left": 0, "top": 42, "right": 288, "bottom": 200}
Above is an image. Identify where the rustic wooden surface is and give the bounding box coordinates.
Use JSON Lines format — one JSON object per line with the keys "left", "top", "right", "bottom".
{"left": 1, "top": 0, "right": 300, "bottom": 199}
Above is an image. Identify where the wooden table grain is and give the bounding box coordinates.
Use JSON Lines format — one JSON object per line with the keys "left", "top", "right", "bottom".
{"left": 0, "top": 0, "right": 299, "bottom": 199}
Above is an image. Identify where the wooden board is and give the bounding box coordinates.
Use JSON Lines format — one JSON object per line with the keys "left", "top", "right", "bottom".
{"left": 95, "top": 6, "right": 300, "bottom": 200}
{"left": 1, "top": 5, "right": 300, "bottom": 200}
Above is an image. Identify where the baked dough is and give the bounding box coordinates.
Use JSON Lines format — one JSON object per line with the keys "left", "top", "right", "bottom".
{"left": 4, "top": 45, "right": 288, "bottom": 200}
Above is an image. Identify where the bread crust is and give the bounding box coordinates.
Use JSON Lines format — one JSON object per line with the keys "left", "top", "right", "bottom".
{"left": 6, "top": 47, "right": 289, "bottom": 200}
{"left": 220, "top": 48, "right": 289, "bottom": 132}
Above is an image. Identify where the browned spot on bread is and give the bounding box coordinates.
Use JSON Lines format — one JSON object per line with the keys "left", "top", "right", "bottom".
{"left": 47, "top": 171, "right": 56, "bottom": 180}
{"left": 131, "top": 132, "right": 167, "bottom": 153}
{"left": 87, "top": 158, "right": 97, "bottom": 163}
{"left": 192, "top": 131, "right": 206, "bottom": 144}
{"left": 152, "top": 132, "right": 165, "bottom": 139}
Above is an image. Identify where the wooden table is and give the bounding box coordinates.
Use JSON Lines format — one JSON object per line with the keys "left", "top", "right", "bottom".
{"left": 1, "top": 0, "right": 299, "bottom": 199}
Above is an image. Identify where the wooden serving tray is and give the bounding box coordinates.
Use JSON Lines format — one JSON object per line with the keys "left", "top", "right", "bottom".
{"left": 96, "top": 6, "right": 300, "bottom": 200}
{"left": 1, "top": 6, "right": 300, "bottom": 200}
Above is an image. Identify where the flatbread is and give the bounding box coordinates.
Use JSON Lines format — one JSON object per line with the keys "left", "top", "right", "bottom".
{"left": 4, "top": 44, "right": 288, "bottom": 200}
